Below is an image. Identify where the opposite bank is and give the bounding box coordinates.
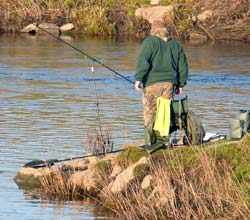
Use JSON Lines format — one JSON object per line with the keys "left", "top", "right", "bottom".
{"left": 1, "top": 0, "right": 250, "bottom": 44}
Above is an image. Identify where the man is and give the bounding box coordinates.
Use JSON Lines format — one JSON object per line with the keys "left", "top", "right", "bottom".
{"left": 134, "top": 22, "right": 189, "bottom": 151}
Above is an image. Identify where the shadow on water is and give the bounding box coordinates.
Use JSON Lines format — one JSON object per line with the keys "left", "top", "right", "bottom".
{"left": 0, "top": 35, "right": 250, "bottom": 219}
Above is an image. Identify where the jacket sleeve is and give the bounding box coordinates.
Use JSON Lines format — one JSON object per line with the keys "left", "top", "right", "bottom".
{"left": 135, "top": 38, "right": 153, "bottom": 82}
{"left": 178, "top": 46, "right": 189, "bottom": 87}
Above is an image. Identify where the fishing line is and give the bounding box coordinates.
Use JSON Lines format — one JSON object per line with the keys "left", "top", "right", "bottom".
{"left": 35, "top": 24, "right": 134, "bottom": 85}
{"left": 85, "top": 61, "right": 114, "bottom": 154}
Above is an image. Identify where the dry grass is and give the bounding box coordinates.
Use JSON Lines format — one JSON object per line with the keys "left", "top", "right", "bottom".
{"left": 0, "top": 0, "right": 67, "bottom": 32}
{"left": 0, "top": 0, "right": 151, "bottom": 36}
{"left": 102, "top": 149, "right": 250, "bottom": 220}
{"left": 38, "top": 136, "right": 250, "bottom": 219}
{"left": 39, "top": 168, "right": 78, "bottom": 200}
{"left": 85, "top": 126, "right": 114, "bottom": 156}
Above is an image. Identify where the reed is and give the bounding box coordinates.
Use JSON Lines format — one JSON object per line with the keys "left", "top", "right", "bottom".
{"left": 102, "top": 150, "right": 250, "bottom": 219}
{"left": 0, "top": 0, "right": 151, "bottom": 36}
{"left": 38, "top": 135, "right": 250, "bottom": 219}
{"left": 40, "top": 168, "right": 77, "bottom": 200}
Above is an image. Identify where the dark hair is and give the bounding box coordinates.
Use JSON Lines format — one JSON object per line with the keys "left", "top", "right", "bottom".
{"left": 135, "top": 19, "right": 152, "bottom": 40}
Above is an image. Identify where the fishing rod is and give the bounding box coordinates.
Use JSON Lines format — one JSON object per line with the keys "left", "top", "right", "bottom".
{"left": 35, "top": 24, "right": 134, "bottom": 85}
{"left": 22, "top": 25, "right": 136, "bottom": 170}
{"left": 24, "top": 148, "right": 126, "bottom": 169}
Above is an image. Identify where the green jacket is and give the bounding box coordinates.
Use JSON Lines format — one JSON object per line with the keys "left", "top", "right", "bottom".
{"left": 135, "top": 36, "right": 188, "bottom": 87}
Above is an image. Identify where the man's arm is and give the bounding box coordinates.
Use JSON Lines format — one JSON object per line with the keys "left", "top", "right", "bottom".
{"left": 178, "top": 46, "right": 189, "bottom": 88}
{"left": 135, "top": 38, "right": 153, "bottom": 83}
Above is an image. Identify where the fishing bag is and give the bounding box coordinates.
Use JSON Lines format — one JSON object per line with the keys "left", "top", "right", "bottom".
{"left": 170, "top": 96, "right": 205, "bottom": 145}
{"left": 186, "top": 111, "right": 205, "bottom": 145}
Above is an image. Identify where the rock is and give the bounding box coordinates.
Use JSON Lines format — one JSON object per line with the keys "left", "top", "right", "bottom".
{"left": 197, "top": 10, "right": 214, "bottom": 22}
{"left": 61, "top": 163, "right": 88, "bottom": 173}
{"left": 135, "top": 5, "right": 175, "bottom": 25}
{"left": 38, "top": 23, "right": 60, "bottom": 36}
{"left": 189, "top": 32, "right": 208, "bottom": 45}
{"left": 68, "top": 168, "right": 101, "bottom": 195}
{"left": 60, "top": 23, "right": 74, "bottom": 33}
{"left": 85, "top": 156, "right": 98, "bottom": 166}
{"left": 61, "top": 157, "right": 98, "bottom": 172}
{"left": 14, "top": 167, "right": 51, "bottom": 190}
{"left": 21, "top": 24, "right": 38, "bottom": 34}
{"left": 150, "top": 0, "right": 160, "bottom": 5}
{"left": 148, "top": 184, "right": 175, "bottom": 209}
{"left": 141, "top": 175, "right": 153, "bottom": 190}
{"left": 110, "top": 165, "right": 122, "bottom": 179}
{"left": 108, "top": 157, "right": 149, "bottom": 194}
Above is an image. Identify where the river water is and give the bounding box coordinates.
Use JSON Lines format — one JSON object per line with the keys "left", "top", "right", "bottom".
{"left": 0, "top": 35, "right": 250, "bottom": 219}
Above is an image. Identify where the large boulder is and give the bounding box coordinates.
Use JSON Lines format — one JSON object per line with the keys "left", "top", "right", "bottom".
{"left": 21, "top": 23, "right": 60, "bottom": 36}
{"left": 21, "top": 24, "right": 38, "bottom": 34}
{"left": 108, "top": 157, "right": 149, "bottom": 194}
{"left": 60, "top": 23, "right": 74, "bottom": 33}
{"left": 197, "top": 10, "right": 214, "bottom": 23}
{"left": 110, "top": 164, "right": 122, "bottom": 179}
{"left": 189, "top": 32, "right": 208, "bottom": 45}
{"left": 68, "top": 168, "right": 102, "bottom": 196}
{"left": 150, "top": 0, "right": 160, "bottom": 5}
{"left": 38, "top": 23, "right": 60, "bottom": 36}
{"left": 141, "top": 174, "right": 153, "bottom": 190}
{"left": 135, "top": 5, "right": 175, "bottom": 25}
{"left": 14, "top": 167, "right": 51, "bottom": 190}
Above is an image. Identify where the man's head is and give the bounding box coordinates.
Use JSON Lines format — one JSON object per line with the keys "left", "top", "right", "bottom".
{"left": 150, "top": 21, "right": 176, "bottom": 41}
{"left": 135, "top": 19, "right": 152, "bottom": 41}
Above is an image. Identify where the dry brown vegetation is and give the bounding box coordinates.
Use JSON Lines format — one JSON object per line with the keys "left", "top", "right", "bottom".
{"left": 193, "top": 0, "right": 250, "bottom": 42}
{"left": 1, "top": 0, "right": 249, "bottom": 41}
{"left": 0, "top": 0, "right": 149, "bottom": 36}
{"left": 38, "top": 135, "right": 250, "bottom": 219}
{"left": 103, "top": 152, "right": 250, "bottom": 220}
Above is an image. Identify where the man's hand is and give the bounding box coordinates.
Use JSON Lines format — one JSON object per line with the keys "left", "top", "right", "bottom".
{"left": 175, "top": 86, "right": 183, "bottom": 95}
{"left": 134, "top": 81, "right": 143, "bottom": 92}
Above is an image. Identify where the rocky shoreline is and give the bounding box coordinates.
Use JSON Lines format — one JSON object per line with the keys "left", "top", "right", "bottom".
{"left": 15, "top": 135, "right": 250, "bottom": 219}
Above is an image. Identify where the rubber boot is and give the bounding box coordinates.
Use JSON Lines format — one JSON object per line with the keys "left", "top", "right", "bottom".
{"left": 144, "top": 127, "right": 156, "bottom": 145}
{"left": 143, "top": 129, "right": 168, "bottom": 154}
{"left": 143, "top": 127, "right": 157, "bottom": 152}
{"left": 150, "top": 131, "right": 169, "bottom": 153}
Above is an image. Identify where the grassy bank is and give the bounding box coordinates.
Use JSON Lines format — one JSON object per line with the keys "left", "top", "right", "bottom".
{"left": 0, "top": 0, "right": 194, "bottom": 37}
{"left": 1, "top": 0, "right": 249, "bottom": 42}
{"left": 28, "top": 135, "right": 250, "bottom": 219}
{"left": 0, "top": 0, "right": 148, "bottom": 36}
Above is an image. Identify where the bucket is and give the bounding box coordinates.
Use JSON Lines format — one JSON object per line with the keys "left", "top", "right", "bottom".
{"left": 239, "top": 110, "right": 250, "bottom": 133}
{"left": 229, "top": 118, "right": 243, "bottom": 139}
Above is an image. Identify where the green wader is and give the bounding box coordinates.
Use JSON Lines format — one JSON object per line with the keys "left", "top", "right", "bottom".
{"left": 143, "top": 82, "right": 173, "bottom": 152}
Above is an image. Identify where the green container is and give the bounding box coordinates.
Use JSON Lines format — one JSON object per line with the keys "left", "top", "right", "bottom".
{"left": 239, "top": 110, "right": 250, "bottom": 133}
{"left": 229, "top": 118, "right": 243, "bottom": 139}
{"left": 171, "top": 96, "right": 189, "bottom": 115}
